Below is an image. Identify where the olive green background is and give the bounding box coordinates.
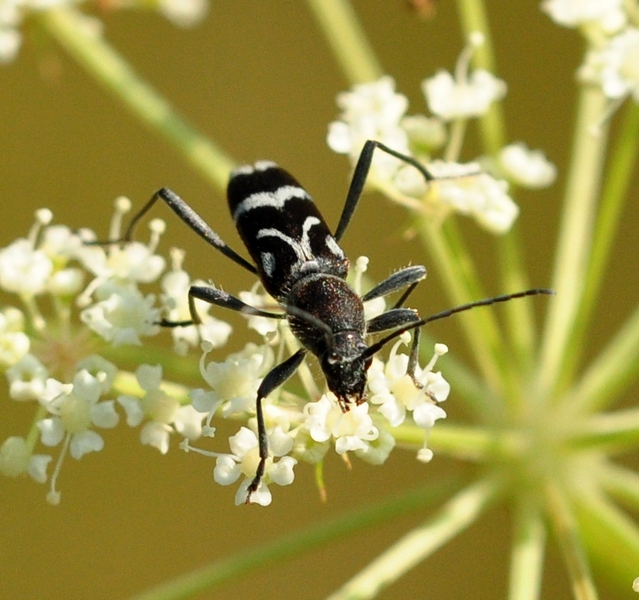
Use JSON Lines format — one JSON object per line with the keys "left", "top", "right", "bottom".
{"left": 1, "top": 1, "right": 637, "bottom": 599}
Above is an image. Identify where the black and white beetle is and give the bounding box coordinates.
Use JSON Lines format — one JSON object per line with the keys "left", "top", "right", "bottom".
{"left": 124, "top": 140, "right": 552, "bottom": 503}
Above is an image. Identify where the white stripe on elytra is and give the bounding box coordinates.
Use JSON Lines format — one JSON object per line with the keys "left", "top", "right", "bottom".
{"left": 260, "top": 251, "right": 276, "bottom": 278}
{"left": 230, "top": 160, "right": 277, "bottom": 178}
{"left": 257, "top": 216, "right": 320, "bottom": 266}
{"left": 325, "top": 235, "right": 344, "bottom": 258}
{"left": 233, "top": 185, "right": 310, "bottom": 221}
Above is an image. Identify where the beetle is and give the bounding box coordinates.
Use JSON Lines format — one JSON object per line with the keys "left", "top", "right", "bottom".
{"left": 124, "top": 140, "right": 552, "bottom": 502}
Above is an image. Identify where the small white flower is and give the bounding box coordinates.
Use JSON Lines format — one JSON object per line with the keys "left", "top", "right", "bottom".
{"left": 368, "top": 337, "right": 448, "bottom": 461}
{"left": 197, "top": 342, "right": 274, "bottom": 417}
{"left": 304, "top": 395, "right": 378, "bottom": 454}
{"left": 76, "top": 199, "right": 166, "bottom": 306}
{"left": 541, "top": 0, "right": 626, "bottom": 33}
{"left": 158, "top": 0, "right": 208, "bottom": 27}
{"left": 0, "top": 307, "right": 30, "bottom": 367}
{"left": 75, "top": 355, "right": 118, "bottom": 394}
{"left": 497, "top": 143, "right": 557, "bottom": 189}
{"left": 173, "top": 404, "right": 206, "bottom": 440}
{"left": 327, "top": 76, "right": 411, "bottom": 181}
{"left": 422, "top": 34, "right": 506, "bottom": 121}
{"left": 6, "top": 353, "right": 49, "bottom": 401}
{"left": 354, "top": 421, "right": 396, "bottom": 465}
{"left": 214, "top": 425, "right": 297, "bottom": 506}
{"left": 423, "top": 69, "right": 506, "bottom": 121}
{"left": 39, "top": 223, "right": 84, "bottom": 264}
{"left": 401, "top": 114, "right": 447, "bottom": 151}
{"left": 0, "top": 436, "right": 51, "bottom": 483}
{"left": 427, "top": 163, "right": 519, "bottom": 234}
{"left": 118, "top": 364, "right": 196, "bottom": 454}
{"left": 0, "top": 238, "right": 53, "bottom": 296}
{"left": 0, "top": 27, "right": 21, "bottom": 63}
{"left": 38, "top": 370, "right": 119, "bottom": 459}
{"left": 78, "top": 239, "right": 166, "bottom": 290}
{"left": 579, "top": 28, "right": 639, "bottom": 102}
{"left": 80, "top": 282, "right": 161, "bottom": 346}
{"left": 160, "top": 248, "right": 232, "bottom": 354}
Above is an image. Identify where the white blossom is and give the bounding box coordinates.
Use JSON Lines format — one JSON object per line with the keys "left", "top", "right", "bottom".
{"left": 327, "top": 76, "right": 411, "bottom": 181}
{"left": 427, "top": 162, "right": 519, "bottom": 234}
{"left": 401, "top": 114, "right": 447, "bottom": 151}
{"left": 0, "top": 436, "right": 51, "bottom": 483}
{"left": 326, "top": 48, "right": 520, "bottom": 234}
{"left": 118, "top": 364, "right": 200, "bottom": 454}
{"left": 214, "top": 425, "right": 297, "bottom": 506}
{"left": 0, "top": 238, "right": 53, "bottom": 296}
{"left": 423, "top": 69, "right": 506, "bottom": 121}
{"left": 159, "top": 0, "right": 208, "bottom": 27}
{"left": 304, "top": 395, "right": 379, "bottom": 455}
{"left": 38, "top": 370, "right": 118, "bottom": 457}
{"left": 422, "top": 34, "right": 506, "bottom": 121}
{"left": 368, "top": 337, "right": 448, "bottom": 461}
{"left": 196, "top": 342, "right": 274, "bottom": 417}
{"left": 0, "top": 307, "right": 30, "bottom": 367}
{"left": 497, "top": 143, "right": 557, "bottom": 188}
{"left": 160, "top": 248, "right": 232, "bottom": 354}
{"left": 541, "top": 0, "right": 626, "bottom": 33}
{"left": 6, "top": 353, "right": 49, "bottom": 401}
{"left": 76, "top": 197, "right": 166, "bottom": 305}
{"left": 579, "top": 28, "right": 639, "bottom": 102}
{"left": 80, "top": 281, "right": 161, "bottom": 346}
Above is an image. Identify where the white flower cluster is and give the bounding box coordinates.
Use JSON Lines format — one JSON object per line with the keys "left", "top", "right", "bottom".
{"left": 0, "top": 0, "right": 208, "bottom": 63}
{"left": 0, "top": 203, "right": 449, "bottom": 506}
{"left": 0, "top": 201, "right": 228, "bottom": 503}
{"left": 543, "top": 1, "right": 639, "bottom": 117}
{"left": 327, "top": 34, "right": 556, "bottom": 235}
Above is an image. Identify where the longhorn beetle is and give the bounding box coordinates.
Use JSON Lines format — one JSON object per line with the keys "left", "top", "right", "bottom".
{"left": 124, "top": 140, "right": 552, "bottom": 503}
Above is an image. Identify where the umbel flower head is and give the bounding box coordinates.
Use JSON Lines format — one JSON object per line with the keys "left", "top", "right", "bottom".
{"left": 327, "top": 33, "right": 556, "bottom": 235}
{"left": 0, "top": 201, "right": 450, "bottom": 506}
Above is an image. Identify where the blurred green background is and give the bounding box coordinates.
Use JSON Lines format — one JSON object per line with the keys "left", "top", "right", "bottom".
{"left": 1, "top": 1, "right": 637, "bottom": 598}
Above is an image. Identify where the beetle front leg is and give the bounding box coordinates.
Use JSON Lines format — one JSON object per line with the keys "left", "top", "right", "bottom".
{"left": 245, "top": 349, "right": 306, "bottom": 504}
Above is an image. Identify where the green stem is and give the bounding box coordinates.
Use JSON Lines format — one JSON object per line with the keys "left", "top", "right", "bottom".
{"left": 394, "top": 422, "right": 527, "bottom": 463}
{"left": 545, "top": 481, "right": 599, "bottom": 600}
{"left": 598, "top": 463, "right": 639, "bottom": 512}
{"left": 456, "top": 0, "right": 537, "bottom": 383}
{"left": 560, "top": 101, "right": 639, "bottom": 387}
{"left": 567, "top": 408, "right": 639, "bottom": 453}
{"left": 416, "top": 217, "right": 512, "bottom": 401}
{"left": 574, "top": 490, "right": 639, "bottom": 595}
{"left": 126, "top": 478, "right": 459, "bottom": 600}
{"left": 498, "top": 230, "right": 537, "bottom": 374}
{"left": 455, "top": 0, "right": 506, "bottom": 153}
{"left": 40, "top": 7, "right": 234, "bottom": 195}
{"left": 538, "top": 85, "right": 609, "bottom": 397}
{"left": 306, "top": 0, "right": 383, "bottom": 84}
{"left": 566, "top": 303, "right": 639, "bottom": 414}
{"left": 508, "top": 498, "right": 546, "bottom": 600}
{"left": 325, "top": 476, "right": 503, "bottom": 600}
